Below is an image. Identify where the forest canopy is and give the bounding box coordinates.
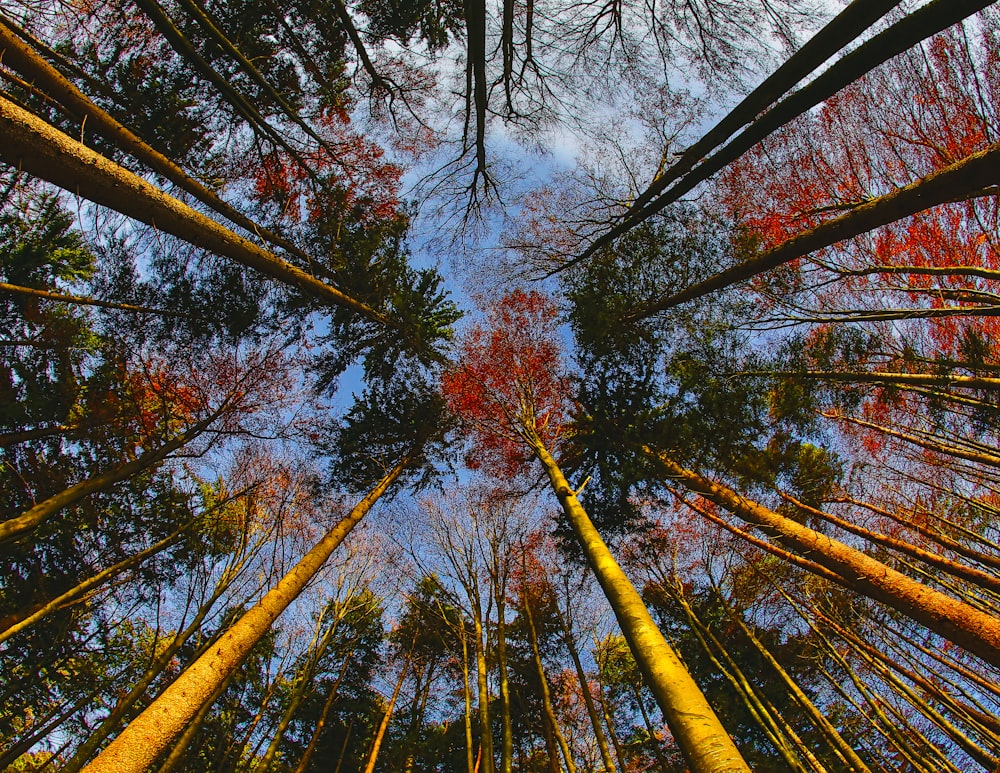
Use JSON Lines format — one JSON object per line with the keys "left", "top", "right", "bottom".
{"left": 2, "top": 0, "right": 1000, "bottom": 771}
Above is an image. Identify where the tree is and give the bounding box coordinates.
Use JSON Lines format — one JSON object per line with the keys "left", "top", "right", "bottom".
{"left": 7, "top": 1, "right": 1000, "bottom": 769}
{"left": 442, "top": 289, "right": 750, "bottom": 772}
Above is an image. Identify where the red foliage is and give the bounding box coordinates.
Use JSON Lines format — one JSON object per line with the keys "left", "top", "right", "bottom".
{"left": 107, "top": 348, "right": 295, "bottom": 449}
{"left": 251, "top": 108, "right": 403, "bottom": 227}
{"left": 717, "top": 19, "right": 1000, "bottom": 358}
{"left": 441, "top": 290, "right": 572, "bottom": 477}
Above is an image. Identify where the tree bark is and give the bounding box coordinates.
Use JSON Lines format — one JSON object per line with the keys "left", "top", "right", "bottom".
{"left": 522, "top": 592, "right": 577, "bottom": 773}
{"left": 575, "top": 0, "right": 993, "bottom": 272}
{"left": 0, "top": 524, "right": 186, "bottom": 642}
{"left": 631, "top": 139, "right": 1000, "bottom": 318}
{"left": 648, "top": 448, "right": 1000, "bottom": 668}
{"left": 0, "top": 20, "right": 313, "bottom": 267}
{"left": 361, "top": 652, "right": 411, "bottom": 773}
{"left": 471, "top": 585, "right": 496, "bottom": 773}
{"left": 530, "top": 437, "right": 750, "bottom": 773}
{"left": 80, "top": 456, "right": 409, "bottom": 773}
{"left": 557, "top": 611, "right": 617, "bottom": 772}
{"left": 0, "top": 412, "right": 218, "bottom": 544}
{"left": 0, "top": 94, "right": 387, "bottom": 325}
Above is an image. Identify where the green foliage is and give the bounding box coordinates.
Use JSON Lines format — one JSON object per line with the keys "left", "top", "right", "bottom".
{"left": 321, "top": 371, "right": 454, "bottom": 492}
{"left": 360, "top": 0, "right": 465, "bottom": 51}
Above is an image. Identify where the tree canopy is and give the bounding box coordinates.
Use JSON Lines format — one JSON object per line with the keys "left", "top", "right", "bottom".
{"left": 3, "top": 1, "right": 1000, "bottom": 771}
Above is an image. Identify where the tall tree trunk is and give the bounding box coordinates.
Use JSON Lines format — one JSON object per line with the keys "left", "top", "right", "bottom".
{"left": 80, "top": 457, "right": 410, "bottom": 773}
{"left": 0, "top": 525, "right": 185, "bottom": 641}
{"left": 361, "top": 653, "right": 411, "bottom": 773}
{"left": 154, "top": 669, "right": 238, "bottom": 773}
{"left": 714, "top": 591, "right": 872, "bottom": 773}
{"left": 0, "top": 94, "right": 386, "bottom": 325}
{"left": 494, "top": 584, "right": 513, "bottom": 773}
{"left": 472, "top": 587, "right": 496, "bottom": 773}
{"left": 0, "top": 412, "right": 218, "bottom": 543}
{"left": 594, "top": 664, "right": 628, "bottom": 773}
{"left": 631, "top": 138, "right": 1000, "bottom": 317}
{"left": 529, "top": 436, "right": 750, "bottom": 773}
{"left": 292, "top": 654, "right": 353, "bottom": 773}
{"left": 779, "top": 490, "right": 1000, "bottom": 596}
{"left": 666, "top": 585, "right": 812, "bottom": 773}
{"left": 558, "top": 612, "right": 617, "bottom": 772}
{"left": 575, "top": 0, "right": 994, "bottom": 272}
{"left": 0, "top": 20, "right": 310, "bottom": 266}
{"left": 256, "top": 610, "right": 345, "bottom": 772}
{"left": 648, "top": 447, "right": 1000, "bottom": 668}
{"left": 522, "top": 593, "right": 577, "bottom": 773}
{"left": 769, "top": 369, "right": 1000, "bottom": 391}
{"left": 460, "top": 617, "right": 477, "bottom": 773}
{"left": 62, "top": 566, "right": 238, "bottom": 773}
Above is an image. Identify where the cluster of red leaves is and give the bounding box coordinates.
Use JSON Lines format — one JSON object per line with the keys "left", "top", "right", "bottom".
{"left": 719, "top": 25, "right": 998, "bottom": 252}
{"left": 441, "top": 290, "right": 572, "bottom": 478}
{"left": 107, "top": 348, "right": 294, "bottom": 447}
{"left": 252, "top": 109, "right": 403, "bottom": 227}
{"left": 719, "top": 20, "right": 1000, "bottom": 360}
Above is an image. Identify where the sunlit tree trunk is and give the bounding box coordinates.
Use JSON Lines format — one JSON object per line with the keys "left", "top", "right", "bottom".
{"left": 292, "top": 654, "right": 353, "bottom": 773}
{"left": 557, "top": 610, "right": 617, "bottom": 772}
{"left": 362, "top": 652, "right": 411, "bottom": 773}
{"left": 460, "top": 617, "right": 477, "bottom": 773}
{"left": 530, "top": 437, "right": 750, "bottom": 773}
{"left": 154, "top": 669, "right": 238, "bottom": 773}
{"left": 0, "top": 412, "right": 218, "bottom": 544}
{"left": 0, "top": 526, "right": 183, "bottom": 641}
{"left": 63, "top": 559, "right": 243, "bottom": 773}
{"left": 773, "top": 580, "right": 964, "bottom": 773}
{"left": 648, "top": 447, "right": 1000, "bottom": 668}
{"left": 494, "top": 586, "right": 514, "bottom": 773}
{"left": 523, "top": 589, "right": 577, "bottom": 773}
{"left": 0, "top": 94, "right": 386, "bottom": 324}
{"left": 472, "top": 584, "right": 496, "bottom": 773}
{"left": 0, "top": 19, "right": 310, "bottom": 264}
{"left": 80, "top": 457, "right": 410, "bottom": 773}
{"left": 593, "top": 663, "right": 628, "bottom": 773}
{"left": 714, "top": 591, "right": 872, "bottom": 773}
{"left": 665, "top": 583, "right": 814, "bottom": 773}
{"left": 256, "top": 609, "right": 346, "bottom": 772}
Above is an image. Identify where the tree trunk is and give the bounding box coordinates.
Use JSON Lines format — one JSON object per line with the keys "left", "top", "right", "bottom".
{"left": 558, "top": 612, "right": 617, "bottom": 772}
{"left": 594, "top": 665, "right": 628, "bottom": 773}
{"left": 770, "top": 369, "right": 1000, "bottom": 391}
{"left": 61, "top": 568, "right": 237, "bottom": 773}
{"left": 779, "top": 491, "right": 1000, "bottom": 596}
{"left": 155, "top": 669, "right": 238, "bottom": 773}
{"left": 0, "top": 526, "right": 183, "bottom": 641}
{"left": 649, "top": 447, "right": 1000, "bottom": 668}
{"left": 714, "top": 591, "right": 872, "bottom": 773}
{"left": 523, "top": 593, "right": 577, "bottom": 773}
{"left": 472, "top": 587, "right": 496, "bottom": 773}
{"left": 0, "top": 94, "right": 386, "bottom": 325}
{"left": 256, "top": 611, "right": 345, "bottom": 772}
{"left": 460, "top": 617, "right": 477, "bottom": 773}
{"left": 631, "top": 137, "right": 1000, "bottom": 317}
{"left": 530, "top": 437, "right": 749, "bottom": 773}
{"left": 0, "top": 412, "right": 217, "bottom": 543}
{"left": 79, "top": 457, "right": 409, "bottom": 773}
{"left": 0, "top": 17, "right": 313, "bottom": 266}
{"left": 575, "top": 0, "right": 905, "bottom": 265}
{"left": 361, "top": 653, "right": 411, "bottom": 773}
{"left": 578, "top": 0, "right": 994, "bottom": 273}
{"left": 494, "top": 584, "right": 514, "bottom": 773}
{"left": 292, "top": 654, "right": 353, "bottom": 773}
